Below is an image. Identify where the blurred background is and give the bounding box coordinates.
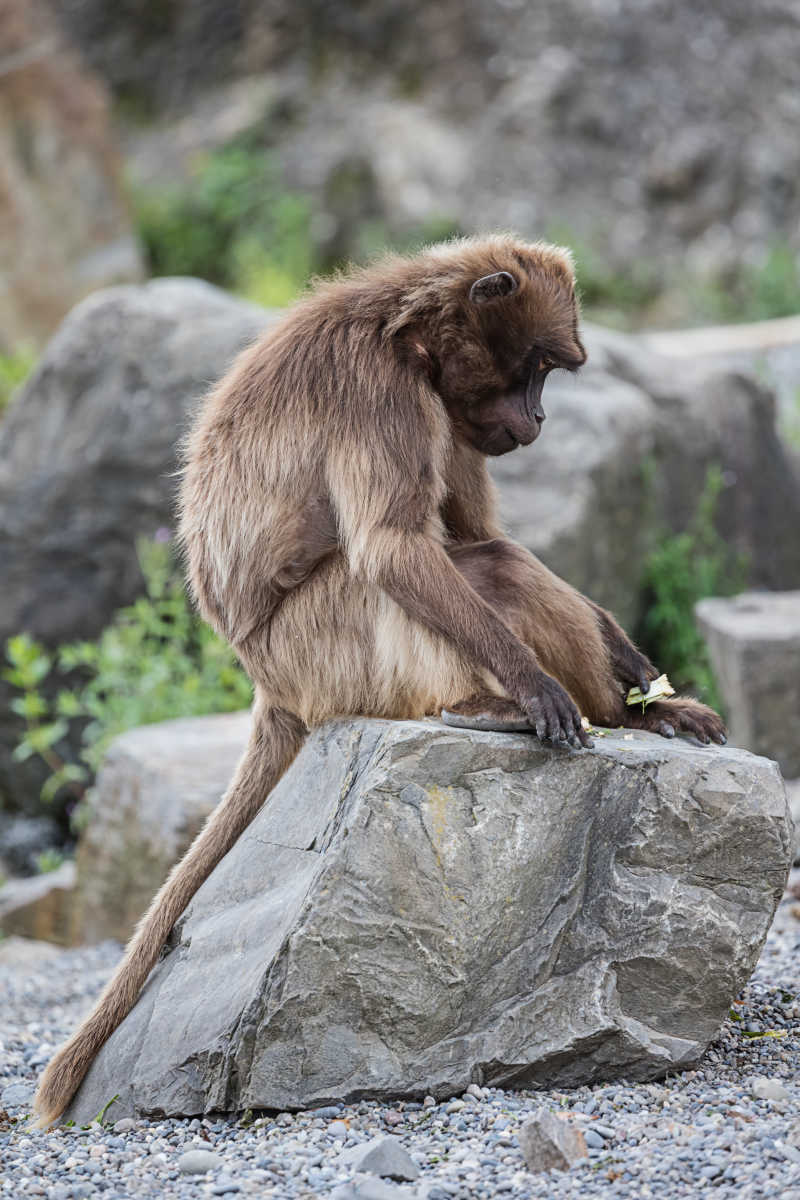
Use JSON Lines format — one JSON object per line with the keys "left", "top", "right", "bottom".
{"left": 1, "top": 0, "right": 799, "bottom": 943}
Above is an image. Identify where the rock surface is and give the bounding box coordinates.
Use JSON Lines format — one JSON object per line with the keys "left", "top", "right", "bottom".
{"left": 74, "top": 710, "right": 251, "bottom": 944}
{"left": 66, "top": 717, "right": 790, "bottom": 1123}
{"left": 0, "top": 0, "right": 142, "bottom": 348}
{"left": 696, "top": 591, "right": 800, "bottom": 777}
{"left": 518, "top": 1107, "right": 588, "bottom": 1172}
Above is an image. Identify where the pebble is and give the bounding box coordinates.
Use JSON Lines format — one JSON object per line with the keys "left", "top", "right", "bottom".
{"left": 178, "top": 1147, "right": 224, "bottom": 1173}
{"left": 2, "top": 875, "right": 800, "bottom": 1198}
{"left": 752, "top": 1076, "right": 792, "bottom": 1101}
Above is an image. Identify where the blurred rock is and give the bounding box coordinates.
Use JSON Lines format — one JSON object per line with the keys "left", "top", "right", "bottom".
{"left": 0, "top": 279, "right": 269, "bottom": 812}
{"left": 518, "top": 1108, "right": 588, "bottom": 1172}
{"left": 66, "top": 717, "right": 789, "bottom": 1122}
{"left": 0, "top": 813, "right": 62, "bottom": 876}
{"left": 786, "top": 779, "right": 800, "bottom": 865}
{"left": 495, "top": 326, "right": 800, "bottom": 630}
{"left": 74, "top": 710, "right": 251, "bottom": 944}
{"left": 53, "top": 1, "right": 800, "bottom": 281}
{"left": 696, "top": 592, "right": 800, "bottom": 777}
{"left": 0, "top": 0, "right": 143, "bottom": 349}
{"left": 0, "top": 861, "right": 75, "bottom": 944}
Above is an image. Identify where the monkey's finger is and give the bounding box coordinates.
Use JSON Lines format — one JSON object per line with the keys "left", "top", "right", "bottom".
{"left": 576, "top": 724, "right": 594, "bottom": 748}
{"left": 681, "top": 715, "right": 711, "bottom": 744}
{"left": 638, "top": 672, "right": 651, "bottom": 695}
{"left": 714, "top": 731, "right": 728, "bottom": 745}
{"left": 657, "top": 720, "right": 676, "bottom": 739}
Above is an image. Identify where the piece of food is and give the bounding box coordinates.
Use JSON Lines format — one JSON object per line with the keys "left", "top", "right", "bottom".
{"left": 626, "top": 672, "right": 675, "bottom": 711}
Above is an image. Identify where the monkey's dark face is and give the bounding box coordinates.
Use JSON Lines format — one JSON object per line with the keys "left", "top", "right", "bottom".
{"left": 461, "top": 356, "right": 555, "bottom": 456}
{"left": 428, "top": 264, "right": 586, "bottom": 457}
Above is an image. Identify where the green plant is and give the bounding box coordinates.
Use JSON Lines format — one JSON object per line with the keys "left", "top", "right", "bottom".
{"left": 35, "top": 849, "right": 65, "bottom": 874}
{"left": 0, "top": 348, "right": 35, "bottom": 415}
{"left": 639, "top": 467, "right": 748, "bottom": 708}
{"left": 4, "top": 537, "right": 252, "bottom": 810}
{"left": 693, "top": 244, "right": 800, "bottom": 325}
{"left": 135, "top": 144, "right": 313, "bottom": 304}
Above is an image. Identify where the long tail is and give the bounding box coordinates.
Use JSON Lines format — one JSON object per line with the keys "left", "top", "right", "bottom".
{"left": 32, "top": 703, "right": 306, "bottom": 1129}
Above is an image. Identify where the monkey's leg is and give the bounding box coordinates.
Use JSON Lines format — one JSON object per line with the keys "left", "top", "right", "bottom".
{"left": 441, "top": 694, "right": 534, "bottom": 733}
{"left": 620, "top": 696, "right": 726, "bottom": 745}
{"left": 447, "top": 539, "right": 622, "bottom": 726}
{"left": 33, "top": 696, "right": 306, "bottom": 1129}
{"left": 446, "top": 539, "right": 726, "bottom": 744}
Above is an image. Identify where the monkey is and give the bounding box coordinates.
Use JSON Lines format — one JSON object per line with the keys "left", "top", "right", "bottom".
{"left": 33, "top": 234, "right": 726, "bottom": 1127}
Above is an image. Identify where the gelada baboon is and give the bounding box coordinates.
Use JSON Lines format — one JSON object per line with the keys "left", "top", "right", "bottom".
{"left": 34, "top": 234, "right": 725, "bottom": 1126}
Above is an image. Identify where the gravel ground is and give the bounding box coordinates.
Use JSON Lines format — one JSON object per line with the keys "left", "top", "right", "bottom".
{"left": 3, "top": 871, "right": 800, "bottom": 1200}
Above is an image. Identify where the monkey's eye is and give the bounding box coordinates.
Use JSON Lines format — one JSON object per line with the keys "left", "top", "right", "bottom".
{"left": 538, "top": 356, "right": 556, "bottom": 371}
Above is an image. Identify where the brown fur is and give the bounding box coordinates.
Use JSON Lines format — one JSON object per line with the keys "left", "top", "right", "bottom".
{"left": 33, "top": 235, "right": 724, "bottom": 1127}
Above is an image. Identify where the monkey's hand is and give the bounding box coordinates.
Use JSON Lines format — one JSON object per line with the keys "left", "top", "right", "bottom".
{"left": 519, "top": 669, "right": 594, "bottom": 749}
{"left": 591, "top": 603, "right": 659, "bottom": 696}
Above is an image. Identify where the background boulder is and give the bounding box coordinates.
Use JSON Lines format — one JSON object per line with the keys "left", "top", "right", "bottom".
{"left": 67, "top": 717, "right": 790, "bottom": 1123}
{"left": 0, "top": 280, "right": 268, "bottom": 811}
{"left": 73, "top": 711, "right": 251, "bottom": 944}
{"left": 696, "top": 591, "right": 800, "bottom": 778}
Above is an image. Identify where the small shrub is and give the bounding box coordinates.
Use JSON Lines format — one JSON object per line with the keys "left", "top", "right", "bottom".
{"left": 135, "top": 144, "right": 313, "bottom": 304}
{"left": 639, "top": 467, "right": 748, "bottom": 708}
{"left": 694, "top": 244, "right": 800, "bottom": 325}
{"left": 4, "top": 536, "right": 252, "bottom": 812}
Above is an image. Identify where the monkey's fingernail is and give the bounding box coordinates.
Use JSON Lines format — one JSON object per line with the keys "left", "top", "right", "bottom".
{"left": 717, "top": 733, "right": 727, "bottom": 745}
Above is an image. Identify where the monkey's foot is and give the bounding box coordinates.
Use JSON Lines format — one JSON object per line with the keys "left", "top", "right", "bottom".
{"left": 440, "top": 694, "right": 532, "bottom": 733}
{"left": 623, "top": 697, "right": 727, "bottom": 746}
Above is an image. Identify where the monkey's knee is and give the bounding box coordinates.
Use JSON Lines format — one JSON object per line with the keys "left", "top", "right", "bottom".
{"left": 448, "top": 538, "right": 534, "bottom": 610}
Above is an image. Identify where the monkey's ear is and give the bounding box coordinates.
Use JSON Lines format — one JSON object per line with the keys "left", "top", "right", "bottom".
{"left": 469, "top": 271, "right": 519, "bottom": 304}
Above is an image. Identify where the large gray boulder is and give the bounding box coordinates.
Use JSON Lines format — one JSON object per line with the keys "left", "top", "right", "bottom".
{"left": 0, "top": 279, "right": 269, "bottom": 811}
{"left": 66, "top": 717, "right": 790, "bottom": 1123}
{"left": 696, "top": 591, "right": 800, "bottom": 778}
{"left": 74, "top": 711, "right": 251, "bottom": 944}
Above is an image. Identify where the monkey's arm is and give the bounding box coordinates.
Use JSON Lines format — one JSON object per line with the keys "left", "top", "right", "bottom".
{"left": 327, "top": 419, "right": 590, "bottom": 747}
{"left": 588, "top": 600, "right": 659, "bottom": 696}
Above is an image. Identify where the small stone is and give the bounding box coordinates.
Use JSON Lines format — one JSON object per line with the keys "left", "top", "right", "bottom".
{"left": 518, "top": 1107, "right": 588, "bottom": 1172}
{"left": 112, "top": 1118, "right": 136, "bottom": 1133}
{"left": 423, "top": 1096, "right": 436, "bottom": 1108}
{"left": 340, "top": 1135, "right": 420, "bottom": 1181}
{"left": 178, "top": 1148, "right": 223, "bottom": 1174}
{"left": 465, "top": 1084, "right": 484, "bottom": 1100}
{"left": 328, "top": 1120, "right": 349, "bottom": 1138}
{"left": 384, "top": 1109, "right": 403, "bottom": 1126}
{"left": 0, "top": 1082, "right": 34, "bottom": 1107}
{"left": 333, "top": 1178, "right": 410, "bottom": 1200}
{"left": 311, "top": 1105, "right": 342, "bottom": 1119}
{"left": 751, "top": 1077, "right": 791, "bottom": 1101}
{"left": 446, "top": 1099, "right": 466, "bottom": 1113}
{"left": 584, "top": 1129, "right": 605, "bottom": 1149}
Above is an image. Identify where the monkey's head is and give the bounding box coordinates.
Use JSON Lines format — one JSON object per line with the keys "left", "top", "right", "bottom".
{"left": 400, "top": 237, "right": 587, "bottom": 457}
